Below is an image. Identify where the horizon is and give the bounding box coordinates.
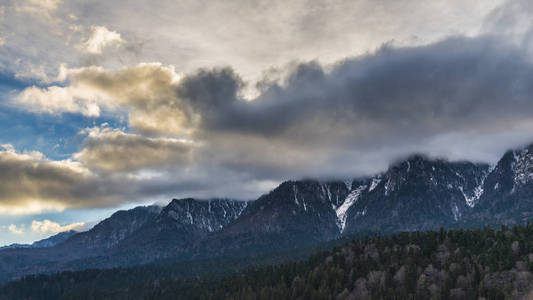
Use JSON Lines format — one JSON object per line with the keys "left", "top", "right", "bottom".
{"left": 2, "top": 0, "right": 533, "bottom": 246}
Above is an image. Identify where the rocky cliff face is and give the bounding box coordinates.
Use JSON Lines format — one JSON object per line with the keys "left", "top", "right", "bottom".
{"left": 159, "top": 198, "right": 248, "bottom": 233}
{"left": 342, "top": 155, "right": 490, "bottom": 234}
{"left": 115, "top": 198, "right": 248, "bottom": 258}
{"left": 199, "top": 181, "right": 343, "bottom": 256}
{"left": 59, "top": 205, "right": 162, "bottom": 251}
{"left": 473, "top": 144, "right": 533, "bottom": 224}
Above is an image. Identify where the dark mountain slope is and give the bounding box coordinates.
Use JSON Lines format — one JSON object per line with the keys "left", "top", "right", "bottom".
{"left": 472, "top": 143, "right": 533, "bottom": 225}
{"left": 344, "top": 155, "right": 490, "bottom": 234}
{"left": 60, "top": 205, "right": 162, "bottom": 252}
{"left": 115, "top": 198, "right": 248, "bottom": 261}
{"left": 0, "top": 205, "right": 162, "bottom": 282}
{"left": 4, "top": 143, "right": 533, "bottom": 284}
{"left": 31, "top": 230, "right": 78, "bottom": 248}
{"left": 193, "top": 180, "right": 345, "bottom": 258}
{"left": 0, "top": 230, "right": 78, "bottom": 250}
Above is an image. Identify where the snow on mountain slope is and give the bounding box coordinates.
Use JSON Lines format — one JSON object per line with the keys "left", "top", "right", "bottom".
{"left": 335, "top": 184, "right": 367, "bottom": 232}
{"left": 511, "top": 147, "right": 533, "bottom": 192}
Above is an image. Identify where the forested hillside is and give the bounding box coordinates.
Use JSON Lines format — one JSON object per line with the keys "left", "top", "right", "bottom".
{"left": 2, "top": 224, "right": 533, "bottom": 299}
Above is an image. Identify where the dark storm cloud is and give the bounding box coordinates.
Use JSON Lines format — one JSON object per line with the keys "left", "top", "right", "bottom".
{"left": 166, "top": 35, "right": 533, "bottom": 179}
{"left": 177, "top": 67, "right": 243, "bottom": 114}
{"left": 192, "top": 36, "right": 533, "bottom": 142}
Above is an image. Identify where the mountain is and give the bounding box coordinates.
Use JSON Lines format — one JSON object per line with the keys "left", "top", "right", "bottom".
{"left": 0, "top": 199, "right": 248, "bottom": 281}
{"left": 2, "top": 143, "right": 533, "bottom": 283}
{"left": 58, "top": 205, "right": 162, "bottom": 252}
{"left": 193, "top": 155, "right": 493, "bottom": 258}
{"left": 32, "top": 230, "right": 78, "bottom": 248}
{"left": 115, "top": 198, "right": 248, "bottom": 260}
{"left": 0, "top": 243, "right": 31, "bottom": 250}
{"left": 194, "top": 180, "right": 346, "bottom": 258}
{"left": 472, "top": 144, "right": 533, "bottom": 225}
{"left": 0, "top": 230, "right": 78, "bottom": 250}
{"left": 342, "top": 155, "right": 490, "bottom": 234}
{"left": 0, "top": 205, "right": 163, "bottom": 282}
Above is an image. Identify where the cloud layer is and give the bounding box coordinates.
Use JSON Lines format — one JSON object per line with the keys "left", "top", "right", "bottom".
{"left": 3, "top": 0, "right": 533, "bottom": 223}
{"left": 74, "top": 126, "right": 196, "bottom": 172}
{"left": 31, "top": 219, "right": 85, "bottom": 234}
{"left": 4, "top": 32, "right": 533, "bottom": 217}
{"left": 0, "top": 144, "right": 119, "bottom": 214}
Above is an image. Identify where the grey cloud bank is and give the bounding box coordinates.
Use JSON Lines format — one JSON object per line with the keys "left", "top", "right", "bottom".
{"left": 3, "top": 0, "right": 533, "bottom": 219}
{"left": 175, "top": 36, "right": 533, "bottom": 178}
{"left": 6, "top": 34, "right": 533, "bottom": 213}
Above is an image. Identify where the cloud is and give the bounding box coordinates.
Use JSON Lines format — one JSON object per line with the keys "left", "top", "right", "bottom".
{"left": 84, "top": 26, "right": 124, "bottom": 54}
{"left": 74, "top": 126, "right": 196, "bottom": 172}
{"left": 2, "top": 0, "right": 504, "bottom": 104}
{"left": 12, "top": 35, "right": 533, "bottom": 182}
{"left": 14, "top": 85, "right": 101, "bottom": 117}
{"left": 8, "top": 224, "right": 24, "bottom": 234}
{"left": 31, "top": 219, "right": 84, "bottom": 234}
{"left": 12, "top": 63, "right": 181, "bottom": 120}
{"left": 6, "top": 0, "right": 533, "bottom": 218}
{"left": 12, "top": 63, "right": 239, "bottom": 135}
{"left": 0, "top": 144, "right": 122, "bottom": 215}
{"left": 8, "top": 20, "right": 533, "bottom": 208}
{"left": 24, "top": 0, "right": 62, "bottom": 11}
{"left": 59, "top": 0, "right": 502, "bottom": 83}
{"left": 0, "top": 142, "right": 268, "bottom": 214}
{"left": 15, "top": 0, "right": 62, "bottom": 17}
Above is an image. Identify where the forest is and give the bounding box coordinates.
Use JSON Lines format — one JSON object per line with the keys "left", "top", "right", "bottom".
{"left": 1, "top": 224, "right": 533, "bottom": 299}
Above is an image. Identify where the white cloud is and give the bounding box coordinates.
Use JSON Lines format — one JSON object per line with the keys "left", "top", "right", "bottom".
{"left": 84, "top": 26, "right": 124, "bottom": 54}
{"left": 14, "top": 85, "right": 102, "bottom": 117}
{"left": 31, "top": 219, "right": 84, "bottom": 234}
{"left": 13, "top": 63, "right": 187, "bottom": 133}
{"left": 8, "top": 224, "right": 24, "bottom": 234}
{"left": 75, "top": 126, "right": 196, "bottom": 172}
{"left": 15, "top": 0, "right": 62, "bottom": 19}
{"left": 26, "top": 0, "right": 62, "bottom": 12}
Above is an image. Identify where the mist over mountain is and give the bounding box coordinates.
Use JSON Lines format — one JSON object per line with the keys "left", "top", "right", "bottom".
{"left": 1, "top": 142, "right": 533, "bottom": 284}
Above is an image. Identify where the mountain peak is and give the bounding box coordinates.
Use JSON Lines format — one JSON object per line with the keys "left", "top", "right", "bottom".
{"left": 158, "top": 197, "right": 248, "bottom": 232}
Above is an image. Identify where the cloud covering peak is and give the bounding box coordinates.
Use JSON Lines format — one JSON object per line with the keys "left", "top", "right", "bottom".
{"left": 7, "top": 34, "right": 533, "bottom": 206}
{"left": 3, "top": 0, "right": 533, "bottom": 245}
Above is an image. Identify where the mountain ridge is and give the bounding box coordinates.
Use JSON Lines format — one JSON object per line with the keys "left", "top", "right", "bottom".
{"left": 1, "top": 142, "right": 533, "bottom": 282}
{"left": 0, "top": 230, "right": 78, "bottom": 250}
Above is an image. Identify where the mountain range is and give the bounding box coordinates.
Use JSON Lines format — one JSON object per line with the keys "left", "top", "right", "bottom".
{"left": 0, "top": 230, "right": 78, "bottom": 250}
{"left": 1, "top": 143, "right": 533, "bottom": 282}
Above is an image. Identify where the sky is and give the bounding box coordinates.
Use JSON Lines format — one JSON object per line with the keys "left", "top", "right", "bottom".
{"left": 1, "top": 0, "right": 533, "bottom": 245}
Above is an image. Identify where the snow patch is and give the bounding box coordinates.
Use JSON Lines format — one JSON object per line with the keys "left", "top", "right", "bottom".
{"left": 293, "top": 184, "right": 306, "bottom": 211}
{"left": 511, "top": 149, "right": 533, "bottom": 192}
{"left": 459, "top": 185, "right": 484, "bottom": 208}
{"left": 452, "top": 203, "right": 461, "bottom": 221}
{"left": 458, "top": 168, "right": 490, "bottom": 208}
{"left": 186, "top": 211, "right": 193, "bottom": 224}
{"left": 335, "top": 185, "right": 367, "bottom": 232}
{"left": 369, "top": 178, "right": 381, "bottom": 192}
{"left": 293, "top": 184, "right": 299, "bottom": 206}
